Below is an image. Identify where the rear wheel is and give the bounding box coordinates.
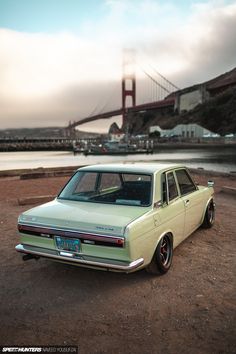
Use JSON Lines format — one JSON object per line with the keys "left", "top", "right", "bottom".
{"left": 202, "top": 200, "right": 215, "bottom": 228}
{"left": 146, "top": 234, "right": 173, "bottom": 275}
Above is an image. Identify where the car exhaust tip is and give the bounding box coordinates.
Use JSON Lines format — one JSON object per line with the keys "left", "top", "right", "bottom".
{"left": 22, "top": 254, "right": 40, "bottom": 261}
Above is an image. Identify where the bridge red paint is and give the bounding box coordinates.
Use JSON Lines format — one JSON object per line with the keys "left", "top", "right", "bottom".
{"left": 69, "top": 98, "right": 175, "bottom": 129}
{"left": 67, "top": 50, "right": 179, "bottom": 131}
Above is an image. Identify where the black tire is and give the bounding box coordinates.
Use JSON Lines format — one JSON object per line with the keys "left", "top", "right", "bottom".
{"left": 202, "top": 200, "right": 215, "bottom": 228}
{"left": 146, "top": 234, "right": 173, "bottom": 275}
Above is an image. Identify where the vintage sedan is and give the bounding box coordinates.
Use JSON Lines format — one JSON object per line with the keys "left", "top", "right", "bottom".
{"left": 16, "top": 163, "right": 215, "bottom": 274}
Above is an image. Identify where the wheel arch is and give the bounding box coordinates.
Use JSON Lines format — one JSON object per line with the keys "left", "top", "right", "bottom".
{"left": 149, "top": 230, "right": 174, "bottom": 263}
{"left": 145, "top": 230, "right": 174, "bottom": 274}
{"left": 201, "top": 196, "right": 215, "bottom": 224}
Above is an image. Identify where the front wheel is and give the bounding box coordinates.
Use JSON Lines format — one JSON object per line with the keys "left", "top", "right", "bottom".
{"left": 146, "top": 234, "right": 173, "bottom": 275}
{"left": 202, "top": 200, "right": 215, "bottom": 228}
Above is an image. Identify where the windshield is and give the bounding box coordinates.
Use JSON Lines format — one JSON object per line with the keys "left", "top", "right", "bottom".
{"left": 58, "top": 171, "right": 152, "bottom": 207}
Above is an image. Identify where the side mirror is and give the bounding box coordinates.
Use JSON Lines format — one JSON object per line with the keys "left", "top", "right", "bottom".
{"left": 208, "top": 180, "right": 214, "bottom": 187}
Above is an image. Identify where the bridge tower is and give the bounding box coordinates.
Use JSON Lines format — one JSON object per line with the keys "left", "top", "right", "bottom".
{"left": 122, "top": 49, "right": 136, "bottom": 128}
{"left": 66, "top": 121, "right": 77, "bottom": 139}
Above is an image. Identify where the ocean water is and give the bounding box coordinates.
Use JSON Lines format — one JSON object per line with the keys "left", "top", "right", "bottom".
{"left": 0, "top": 147, "right": 236, "bottom": 173}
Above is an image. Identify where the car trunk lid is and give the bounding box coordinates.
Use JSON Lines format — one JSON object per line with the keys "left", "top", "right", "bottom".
{"left": 19, "top": 198, "right": 151, "bottom": 236}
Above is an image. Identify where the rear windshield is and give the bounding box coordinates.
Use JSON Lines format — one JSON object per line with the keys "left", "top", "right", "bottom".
{"left": 58, "top": 171, "right": 152, "bottom": 207}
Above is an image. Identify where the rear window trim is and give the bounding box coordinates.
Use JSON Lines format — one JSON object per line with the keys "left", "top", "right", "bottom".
{"left": 58, "top": 170, "right": 153, "bottom": 207}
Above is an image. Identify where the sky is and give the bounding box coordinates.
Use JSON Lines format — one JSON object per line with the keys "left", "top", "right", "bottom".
{"left": 0, "top": 0, "right": 236, "bottom": 133}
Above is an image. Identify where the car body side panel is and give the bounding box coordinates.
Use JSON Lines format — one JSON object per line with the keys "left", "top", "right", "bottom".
{"left": 125, "top": 198, "right": 185, "bottom": 266}
{"left": 156, "top": 198, "right": 185, "bottom": 248}
{"left": 124, "top": 211, "right": 156, "bottom": 263}
{"left": 125, "top": 187, "right": 214, "bottom": 267}
{"left": 181, "top": 189, "right": 206, "bottom": 237}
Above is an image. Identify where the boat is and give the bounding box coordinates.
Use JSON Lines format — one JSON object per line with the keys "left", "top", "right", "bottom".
{"left": 83, "top": 141, "right": 153, "bottom": 156}
{"left": 72, "top": 141, "right": 86, "bottom": 155}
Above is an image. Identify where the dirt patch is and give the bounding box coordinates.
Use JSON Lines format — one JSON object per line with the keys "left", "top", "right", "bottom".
{"left": 0, "top": 174, "right": 235, "bottom": 354}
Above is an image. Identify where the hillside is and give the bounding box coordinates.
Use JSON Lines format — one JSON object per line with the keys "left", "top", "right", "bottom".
{"left": 128, "top": 69, "right": 236, "bottom": 136}
{"left": 183, "top": 87, "right": 236, "bottom": 135}
{"left": 0, "top": 127, "right": 101, "bottom": 139}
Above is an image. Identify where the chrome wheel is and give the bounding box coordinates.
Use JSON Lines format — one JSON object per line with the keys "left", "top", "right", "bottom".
{"left": 208, "top": 202, "right": 215, "bottom": 224}
{"left": 202, "top": 200, "right": 215, "bottom": 228}
{"left": 160, "top": 235, "right": 172, "bottom": 266}
{"left": 146, "top": 234, "right": 173, "bottom": 275}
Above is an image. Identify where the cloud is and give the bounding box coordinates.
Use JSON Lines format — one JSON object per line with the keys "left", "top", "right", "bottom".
{"left": 0, "top": 29, "right": 122, "bottom": 98}
{"left": 0, "top": 0, "right": 235, "bottom": 130}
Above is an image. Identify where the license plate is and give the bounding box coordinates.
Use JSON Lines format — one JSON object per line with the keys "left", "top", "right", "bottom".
{"left": 55, "top": 236, "right": 81, "bottom": 253}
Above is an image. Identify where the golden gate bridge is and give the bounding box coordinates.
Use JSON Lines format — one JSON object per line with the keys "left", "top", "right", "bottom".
{"left": 67, "top": 49, "right": 180, "bottom": 133}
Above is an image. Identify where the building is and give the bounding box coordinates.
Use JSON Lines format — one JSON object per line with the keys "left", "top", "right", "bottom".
{"left": 174, "top": 86, "right": 208, "bottom": 113}
{"left": 174, "top": 67, "right": 236, "bottom": 113}
{"left": 149, "top": 123, "right": 220, "bottom": 138}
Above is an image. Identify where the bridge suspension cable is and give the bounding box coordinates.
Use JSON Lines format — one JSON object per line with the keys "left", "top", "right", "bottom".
{"left": 137, "top": 63, "right": 171, "bottom": 94}
{"left": 147, "top": 62, "right": 180, "bottom": 91}
{"left": 136, "top": 53, "right": 180, "bottom": 104}
{"left": 86, "top": 80, "right": 120, "bottom": 118}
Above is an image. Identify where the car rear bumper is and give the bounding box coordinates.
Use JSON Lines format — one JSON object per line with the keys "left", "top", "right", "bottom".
{"left": 15, "top": 244, "right": 144, "bottom": 273}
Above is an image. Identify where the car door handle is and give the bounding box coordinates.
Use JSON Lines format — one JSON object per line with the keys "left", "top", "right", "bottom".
{"left": 184, "top": 199, "right": 190, "bottom": 206}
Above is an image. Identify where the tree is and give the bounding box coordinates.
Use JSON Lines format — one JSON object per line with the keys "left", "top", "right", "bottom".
{"left": 149, "top": 130, "right": 161, "bottom": 138}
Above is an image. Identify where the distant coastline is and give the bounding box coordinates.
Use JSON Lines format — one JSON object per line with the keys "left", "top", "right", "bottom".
{"left": 0, "top": 140, "right": 235, "bottom": 152}
{"left": 0, "top": 148, "right": 235, "bottom": 174}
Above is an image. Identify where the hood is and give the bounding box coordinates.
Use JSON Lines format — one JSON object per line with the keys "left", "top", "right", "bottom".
{"left": 19, "top": 198, "right": 151, "bottom": 236}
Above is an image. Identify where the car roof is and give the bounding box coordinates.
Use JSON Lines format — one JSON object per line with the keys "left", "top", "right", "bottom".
{"left": 78, "top": 163, "right": 186, "bottom": 174}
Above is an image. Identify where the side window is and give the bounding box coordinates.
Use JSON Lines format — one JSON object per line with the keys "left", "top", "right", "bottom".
{"left": 175, "top": 169, "right": 196, "bottom": 195}
{"left": 167, "top": 172, "right": 178, "bottom": 201}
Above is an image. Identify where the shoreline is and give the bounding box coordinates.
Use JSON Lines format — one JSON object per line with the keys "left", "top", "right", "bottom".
{"left": 1, "top": 147, "right": 235, "bottom": 175}
{"left": 1, "top": 164, "right": 236, "bottom": 179}
{"left": 0, "top": 141, "right": 236, "bottom": 153}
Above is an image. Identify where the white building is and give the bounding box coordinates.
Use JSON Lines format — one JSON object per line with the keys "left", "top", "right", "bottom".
{"left": 149, "top": 123, "right": 219, "bottom": 138}
{"left": 109, "top": 133, "right": 125, "bottom": 142}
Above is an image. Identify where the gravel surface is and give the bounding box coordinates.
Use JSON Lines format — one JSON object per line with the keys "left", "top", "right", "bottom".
{"left": 0, "top": 173, "right": 235, "bottom": 354}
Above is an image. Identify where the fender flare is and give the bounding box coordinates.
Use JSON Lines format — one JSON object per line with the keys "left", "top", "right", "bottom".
{"left": 148, "top": 230, "right": 174, "bottom": 263}
{"left": 201, "top": 197, "right": 215, "bottom": 224}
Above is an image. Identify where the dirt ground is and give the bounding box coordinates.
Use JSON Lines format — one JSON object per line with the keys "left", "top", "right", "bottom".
{"left": 0, "top": 172, "right": 236, "bottom": 354}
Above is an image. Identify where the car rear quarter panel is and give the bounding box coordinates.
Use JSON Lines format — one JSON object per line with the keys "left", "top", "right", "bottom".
{"left": 198, "top": 186, "right": 215, "bottom": 223}
{"left": 125, "top": 212, "right": 156, "bottom": 267}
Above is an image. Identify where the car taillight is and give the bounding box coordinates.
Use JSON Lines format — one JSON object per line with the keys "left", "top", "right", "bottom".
{"left": 18, "top": 223, "right": 125, "bottom": 248}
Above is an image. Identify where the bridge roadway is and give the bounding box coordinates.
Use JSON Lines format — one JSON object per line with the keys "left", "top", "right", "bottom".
{"left": 69, "top": 97, "right": 175, "bottom": 129}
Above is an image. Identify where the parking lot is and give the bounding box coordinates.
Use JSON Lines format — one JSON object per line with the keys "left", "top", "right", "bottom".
{"left": 0, "top": 174, "right": 235, "bottom": 354}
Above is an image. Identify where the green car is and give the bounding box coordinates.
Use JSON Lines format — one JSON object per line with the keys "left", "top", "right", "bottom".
{"left": 16, "top": 163, "right": 215, "bottom": 274}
